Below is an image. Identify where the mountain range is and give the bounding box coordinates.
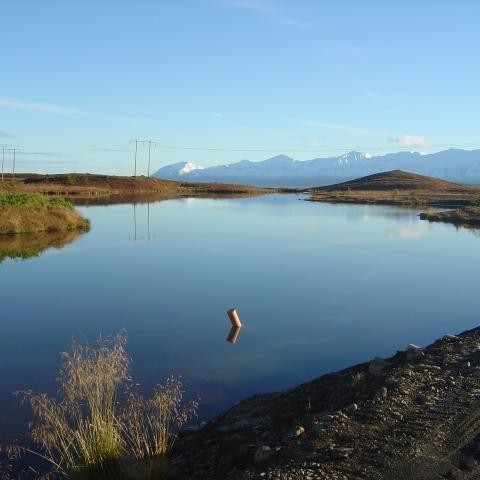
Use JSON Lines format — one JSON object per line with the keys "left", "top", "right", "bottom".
{"left": 153, "top": 149, "right": 480, "bottom": 187}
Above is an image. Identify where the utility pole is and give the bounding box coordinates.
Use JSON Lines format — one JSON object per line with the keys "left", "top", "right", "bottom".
{"left": 130, "top": 139, "right": 147, "bottom": 177}
{"left": 133, "top": 140, "right": 138, "bottom": 177}
{"left": 129, "top": 139, "right": 158, "bottom": 177}
{"left": 1, "top": 148, "right": 4, "bottom": 182}
{"left": 147, "top": 140, "right": 152, "bottom": 177}
{"left": 12, "top": 148, "right": 16, "bottom": 177}
{"left": 146, "top": 140, "right": 158, "bottom": 176}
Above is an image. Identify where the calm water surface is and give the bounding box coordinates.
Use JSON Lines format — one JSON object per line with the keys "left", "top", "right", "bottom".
{"left": 1, "top": 194, "right": 479, "bottom": 442}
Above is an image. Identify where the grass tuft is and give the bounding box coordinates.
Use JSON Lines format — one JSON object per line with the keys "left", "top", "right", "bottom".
{"left": 19, "top": 333, "right": 197, "bottom": 479}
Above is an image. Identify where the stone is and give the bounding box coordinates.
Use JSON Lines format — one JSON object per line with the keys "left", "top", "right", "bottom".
{"left": 255, "top": 445, "right": 273, "bottom": 464}
{"left": 345, "top": 403, "right": 358, "bottom": 414}
{"left": 330, "top": 447, "right": 354, "bottom": 459}
{"left": 385, "top": 376, "right": 398, "bottom": 387}
{"left": 374, "top": 386, "right": 388, "bottom": 402}
{"left": 294, "top": 426, "right": 305, "bottom": 437}
{"left": 405, "top": 344, "right": 424, "bottom": 361}
{"left": 369, "top": 357, "right": 392, "bottom": 376}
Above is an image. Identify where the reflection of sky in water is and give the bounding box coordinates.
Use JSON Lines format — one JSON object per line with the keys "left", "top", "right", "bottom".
{"left": 1, "top": 195, "right": 480, "bottom": 441}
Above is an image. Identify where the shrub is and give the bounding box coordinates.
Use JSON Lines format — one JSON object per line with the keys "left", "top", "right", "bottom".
{"left": 351, "top": 371, "right": 365, "bottom": 388}
{"left": 20, "top": 333, "right": 197, "bottom": 479}
{"left": 0, "top": 192, "right": 73, "bottom": 210}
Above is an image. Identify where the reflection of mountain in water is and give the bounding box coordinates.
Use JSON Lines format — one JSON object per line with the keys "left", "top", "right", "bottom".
{"left": 0, "top": 229, "right": 86, "bottom": 264}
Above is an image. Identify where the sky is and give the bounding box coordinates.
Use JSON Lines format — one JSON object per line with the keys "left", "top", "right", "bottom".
{"left": 1, "top": 0, "right": 480, "bottom": 175}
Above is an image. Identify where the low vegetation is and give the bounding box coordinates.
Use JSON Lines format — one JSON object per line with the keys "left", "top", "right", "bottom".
{"left": 15, "top": 333, "right": 197, "bottom": 479}
{"left": 420, "top": 206, "right": 480, "bottom": 227}
{"left": 0, "top": 173, "right": 272, "bottom": 203}
{"left": 308, "top": 170, "right": 480, "bottom": 207}
{"left": 0, "top": 192, "right": 89, "bottom": 234}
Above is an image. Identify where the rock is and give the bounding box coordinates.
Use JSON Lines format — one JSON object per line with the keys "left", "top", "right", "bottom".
{"left": 385, "top": 376, "right": 398, "bottom": 387}
{"left": 461, "top": 456, "right": 478, "bottom": 471}
{"left": 345, "top": 403, "right": 358, "bottom": 414}
{"left": 294, "top": 426, "right": 305, "bottom": 437}
{"left": 330, "top": 447, "right": 354, "bottom": 459}
{"left": 254, "top": 445, "right": 273, "bottom": 464}
{"left": 443, "top": 334, "right": 459, "bottom": 340}
{"left": 369, "top": 357, "right": 392, "bottom": 376}
{"left": 405, "top": 344, "right": 424, "bottom": 361}
{"left": 374, "top": 386, "right": 388, "bottom": 402}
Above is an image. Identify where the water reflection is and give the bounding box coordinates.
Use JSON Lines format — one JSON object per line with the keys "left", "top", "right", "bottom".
{"left": 2, "top": 195, "right": 480, "bottom": 447}
{"left": 129, "top": 203, "right": 156, "bottom": 242}
{"left": 226, "top": 326, "right": 242, "bottom": 344}
{"left": 0, "top": 229, "right": 86, "bottom": 264}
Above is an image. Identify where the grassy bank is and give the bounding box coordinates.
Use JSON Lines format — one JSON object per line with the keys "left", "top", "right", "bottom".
{"left": 0, "top": 192, "right": 90, "bottom": 234}
{"left": 0, "top": 173, "right": 272, "bottom": 202}
{"left": 420, "top": 206, "right": 480, "bottom": 227}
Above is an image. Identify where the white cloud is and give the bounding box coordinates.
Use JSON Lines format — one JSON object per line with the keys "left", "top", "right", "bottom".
{"left": 364, "top": 90, "right": 394, "bottom": 104}
{"left": 222, "top": 0, "right": 274, "bottom": 12}
{"left": 22, "top": 151, "right": 64, "bottom": 157}
{"left": 275, "top": 18, "right": 322, "bottom": 29}
{"left": 387, "top": 224, "right": 430, "bottom": 240}
{"left": 210, "top": 112, "right": 224, "bottom": 118}
{"left": 389, "top": 134, "right": 430, "bottom": 148}
{"left": 91, "top": 147, "right": 131, "bottom": 153}
{"left": 220, "top": 0, "right": 322, "bottom": 29}
{"left": 321, "top": 42, "right": 369, "bottom": 58}
{"left": 0, "top": 97, "right": 146, "bottom": 124}
{"left": 0, "top": 130, "right": 13, "bottom": 138}
{"left": 292, "top": 118, "right": 383, "bottom": 137}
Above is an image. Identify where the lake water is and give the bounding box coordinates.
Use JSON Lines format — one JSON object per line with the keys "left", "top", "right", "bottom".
{"left": 1, "top": 194, "right": 479, "bottom": 443}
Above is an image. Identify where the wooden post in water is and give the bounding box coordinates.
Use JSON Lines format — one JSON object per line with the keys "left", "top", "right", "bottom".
{"left": 227, "top": 308, "right": 242, "bottom": 328}
{"left": 227, "top": 326, "right": 241, "bottom": 344}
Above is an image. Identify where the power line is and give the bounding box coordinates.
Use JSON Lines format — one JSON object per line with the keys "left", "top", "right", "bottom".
{"left": 3, "top": 148, "right": 19, "bottom": 177}
{"left": 141, "top": 142, "right": 480, "bottom": 153}
{"left": 129, "top": 140, "right": 159, "bottom": 176}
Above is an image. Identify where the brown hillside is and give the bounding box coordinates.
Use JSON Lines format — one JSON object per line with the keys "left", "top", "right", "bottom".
{"left": 0, "top": 173, "right": 271, "bottom": 201}
{"left": 314, "top": 170, "right": 477, "bottom": 193}
{"left": 308, "top": 170, "right": 480, "bottom": 207}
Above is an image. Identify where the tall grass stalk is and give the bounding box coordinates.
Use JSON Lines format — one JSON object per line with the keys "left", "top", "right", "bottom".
{"left": 20, "top": 333, "right": 197, "bottom": 479}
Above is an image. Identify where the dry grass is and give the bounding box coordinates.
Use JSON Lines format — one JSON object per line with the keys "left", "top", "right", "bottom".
{"left": 0, "top": 192, "right": 89, "bottom": 234}
{"left": 0, "top": 205, "right": 89, "bottom": 234}
{"left": 0, "top": 173, "right": 272, "bottom": 202}
{"left": 19, "top": 333, "right": 197, "bottom": 479}
{"left": 309, "top": 170, "right": 480, "bottom": 207}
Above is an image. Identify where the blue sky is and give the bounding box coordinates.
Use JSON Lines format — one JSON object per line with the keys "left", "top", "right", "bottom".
{"left": 1, "top": 0, "right": 480, "bottom": 175}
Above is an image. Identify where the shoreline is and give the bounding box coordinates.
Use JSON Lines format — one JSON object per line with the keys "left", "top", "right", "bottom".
{"left": 419, "top": 207, "right": 480, "bottom": 229}
{"left": 169, "top": 326, "right": 480, "bottom": 479}
{"left": 0, "top": 193, "right": 90, "bottom": 235}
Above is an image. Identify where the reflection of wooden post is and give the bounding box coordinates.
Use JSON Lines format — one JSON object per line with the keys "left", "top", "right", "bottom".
{"left": 227, "top": 326, "right": 241, "bottom": 344}
{"left": 227, "top": 308, "right": 242, "bottom": 327}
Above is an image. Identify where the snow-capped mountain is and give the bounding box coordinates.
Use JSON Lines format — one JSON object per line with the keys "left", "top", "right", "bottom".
{"left": 153, "top": 149, "right": 480, "bottom": 187}
{"left": 154, "top": 161, "right": 204, "bottom": 178}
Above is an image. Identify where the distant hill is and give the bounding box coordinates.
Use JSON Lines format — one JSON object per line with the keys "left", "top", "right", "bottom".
{"left": 1, "top": 173, "right": 271, "bottom": 203}
{"left": 153, "top": 149, "right": 480, "bottom": 187}
{"left": 308, "top": 170, "right": 480, "bottom": 207}
{"left": 315, "top": 170, "right": 477, "bottom": 193}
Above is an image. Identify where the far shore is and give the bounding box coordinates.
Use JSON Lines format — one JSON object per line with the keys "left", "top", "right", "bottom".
{"left": 420, "top": 206, "right": 480, "bottom": 228}
{"left": 0, "top": 173, "right": 274, "bottom": 203}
